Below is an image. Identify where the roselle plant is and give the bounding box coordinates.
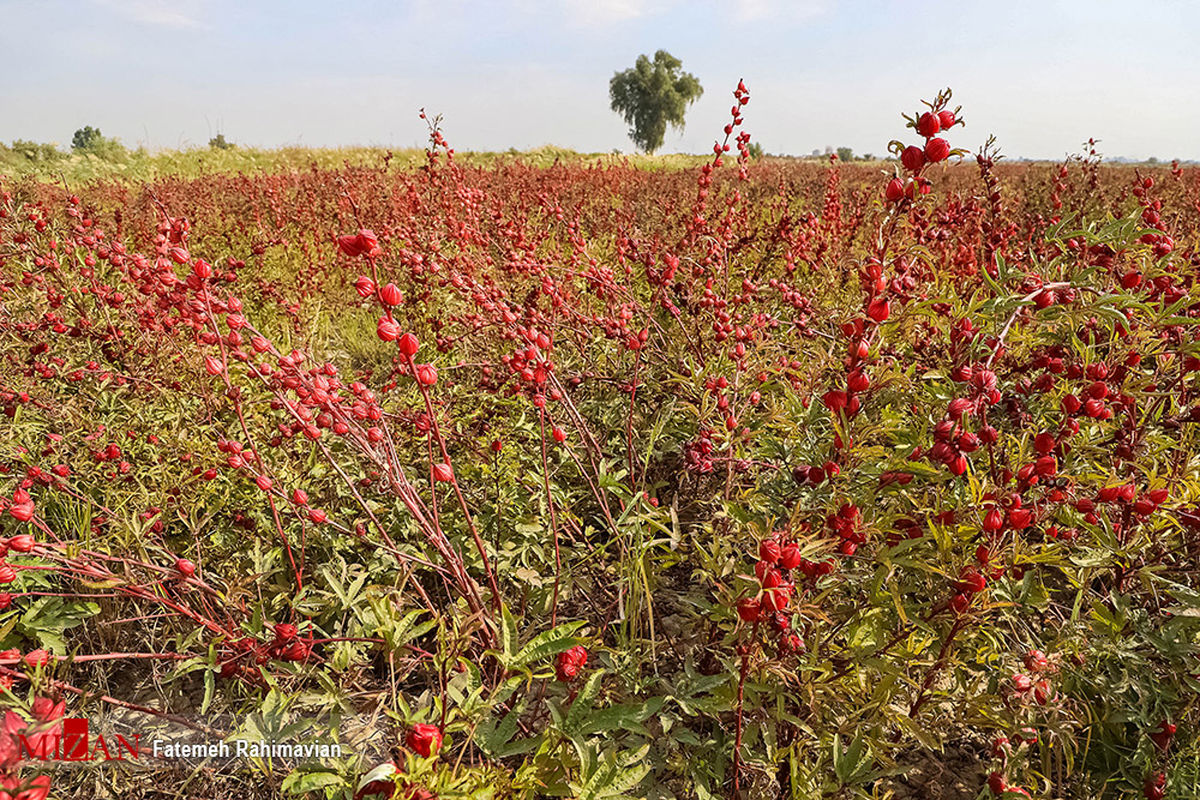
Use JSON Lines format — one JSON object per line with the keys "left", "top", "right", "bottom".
{"left": 0, "top": 84, "right": 1197, "bottom": 800}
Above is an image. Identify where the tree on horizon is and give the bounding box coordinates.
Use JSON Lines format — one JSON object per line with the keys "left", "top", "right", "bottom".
{"left": 609, "top": 50, "right": 703, "bottom": 154}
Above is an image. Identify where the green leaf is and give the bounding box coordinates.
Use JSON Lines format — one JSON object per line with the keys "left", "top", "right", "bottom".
{"left": 567, "top": 670, "right": 606, "bottom": 730}
{"left": 282, "top": 768, "right": 344, "bottom": 795}
{"left": 578, "top": 748, "right": 650, "bottom": 800}
{"left": 201, "top": 649, "right": 215, "bottom": 716}
{"left": 500, "top": 604, "right": 519, "bottom": 666}
{"left": 573, "top": 698, "right": 663, "bottom": 738}
{"left": 511, "top": 621, "right": 585, "bottom": 669}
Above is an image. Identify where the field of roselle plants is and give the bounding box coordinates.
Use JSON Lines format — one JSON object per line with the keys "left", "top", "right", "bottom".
{"left": 3, "top": 86, "right": 1200, "bottom": 800}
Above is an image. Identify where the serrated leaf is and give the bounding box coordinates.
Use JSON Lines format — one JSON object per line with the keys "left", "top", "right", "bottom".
{"left": 282, "top": 768, "right": 343, "bottom": 795}
{"left": 567, "top": 670, "right": 605, "bottom": 729}
{"left": 511, "top": 620, "right": 585, "bottom": 669}
{"left": 500, "top": 604, "right": 519, "bottom": 665}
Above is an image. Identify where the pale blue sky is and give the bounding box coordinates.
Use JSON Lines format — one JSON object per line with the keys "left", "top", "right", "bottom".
{"left": 3, "top": 0, "right": 1198, "bottom": 160}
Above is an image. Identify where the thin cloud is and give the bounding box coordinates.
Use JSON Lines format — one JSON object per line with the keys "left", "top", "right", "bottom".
{"left": 93, "top": 0, "right": 207, "bottom": 29}
{"left": 548, "top": 0, "right": 680, "bottom": 26}
{"left": 733, "top": 0, "right": 830, "bottom": 22}
{"left": 572, "top": 0, "right": 671, "bottom": 23}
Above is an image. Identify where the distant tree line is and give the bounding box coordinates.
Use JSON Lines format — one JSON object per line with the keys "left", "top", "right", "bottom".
{"left": 1, "top": 127, "right": 236, "bottom": 166}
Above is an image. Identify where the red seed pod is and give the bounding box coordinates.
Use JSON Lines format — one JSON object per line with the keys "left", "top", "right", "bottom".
{"left": 825, "top": 390, "right": 851, "bottom": 414}
{"left": 957, "top": 567, "right": 987, "bottom": 594}
{"left": 398, "top": 332, "right": 420, "bottom": 357}
{"left": 780, "top": 632, "right": 804, "bottom": 655}
{"left": 337, "top": 235, "right": 364, "bottom": 257}
{"left": 917, "top": 111, "right": 941, "bottom": 137}
{"left": 379, "top": 282, "right": 403, "bottom": 306}
{"left": 924, "top": 137, "right": 951, "bottom": 163}
{"left": 355, "top": 229, "right": 379, "bottom": 255}
{"left": 8, "top": 498, "right": 33, "bottom": 522}
{"left": 176, "top": 558, "right": 196, "bottom": 576}
{"left": 24, "top": 650, "right": 52, "bottom": 667}
{"left": 7, "top": 535, "right": 33, "bottom": 553}
{"left": 555, "top": 645, "right": 588, "bottom": 682}
{"left": 406, "top": 724, "right": 443, "bottom": 758}
{"left": 885, "top": 178, "right": 904, "bottom": 202}
{"left": 354, "top": 275, "right": 376, "bottom": 298}
{"left": 779, "top": 545, "right": 802, "bottom": 570}
{"left": 900, "top": 145, "right": 926, "bottom": 172}
{"left": 376, "top": 317, "right": 400, "bottom": 342}
{"left": 947, "top": 397, "right": 973, "bottom": 419}
{"left": 1035, "top": 290, "right": 1055, "bottom": 311}
{"left": 950, "top": 593, "right": 970, "bottom": 614}
{"left": 282, "top": 641, "right": 311, "bottom": 662}
{"left": 736, "top": 597, "right": 761, "bottom": 623}
{"left": 758, "top": 539, "right": 782, "bottom": 564}
{"left": 1149, "top": 720, "right": 1176, "bottom": 752}
{"left": 415, "top": 364, "right": 438, "bottom": 386}
{"left": 1034, "top": 432, "right": 1056, "bottom": 454}
{"left": 762, "top": 585, "right": 792, "bottom": 611}
{"left": 760, "top": 568, "right": 783, "bottom": 590}
{"left": 1144, "top": 772, "right": 1165, "bottom": 800}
